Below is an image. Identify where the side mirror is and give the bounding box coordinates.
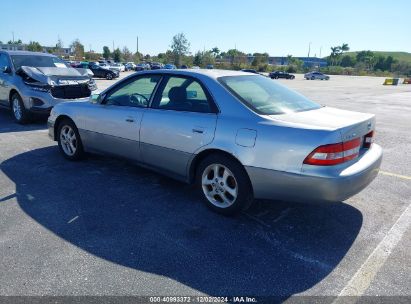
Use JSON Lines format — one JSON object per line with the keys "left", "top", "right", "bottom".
{"left": 3, "top": 66, "right": 11, "bottom": 74}
{"left": 90, "top": 93, "right": 101, "bottom": 104}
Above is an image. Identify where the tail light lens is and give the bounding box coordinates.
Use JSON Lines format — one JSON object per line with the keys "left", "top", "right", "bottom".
{"left": 303, "top": 138, "right": 361, "bottom": 166}
{"left": 363, "top": 131, "right": 374, "bottom": 149}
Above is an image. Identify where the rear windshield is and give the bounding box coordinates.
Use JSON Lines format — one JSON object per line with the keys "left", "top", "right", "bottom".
{"left": 11, "top": 55, "right": 68, "bottom": 70}
{"left": 218, "top": 75, "right": 321, "bottom": 115}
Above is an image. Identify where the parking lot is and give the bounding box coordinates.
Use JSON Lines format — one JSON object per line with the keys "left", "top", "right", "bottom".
{"left": 0, "top": 72, "right": 410, "bottom": 299}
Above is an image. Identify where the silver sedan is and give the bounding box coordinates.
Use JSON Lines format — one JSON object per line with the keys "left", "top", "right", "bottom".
{"left": 48, "top": 70, "right": 382, "bottom": 215}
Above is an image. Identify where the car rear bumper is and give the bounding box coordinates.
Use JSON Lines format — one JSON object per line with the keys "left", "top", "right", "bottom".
{"left": 245, "top": 144, "right": 383, "bottom": 203}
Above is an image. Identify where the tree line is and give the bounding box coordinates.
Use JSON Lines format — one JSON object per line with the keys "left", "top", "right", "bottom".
{"left": 327, "top": 44, "right": 411, "bottom": 76}
{"left": 5, "top": 35, "right": 410, "bottom": 76}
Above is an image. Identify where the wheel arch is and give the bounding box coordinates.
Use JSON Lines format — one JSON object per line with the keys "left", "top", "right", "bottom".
{"left": 8, "top": 89, "right": 19, "bottom": 107}
{"left": 188, "top": 148, "right": 252, "bottom": 186}
{"left": 54, "top": 115, "right": 76, "bottom": 140}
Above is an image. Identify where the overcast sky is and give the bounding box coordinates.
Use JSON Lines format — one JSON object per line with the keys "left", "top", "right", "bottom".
{"left": 2, "top": 0, "right": 410, "bottom": 57}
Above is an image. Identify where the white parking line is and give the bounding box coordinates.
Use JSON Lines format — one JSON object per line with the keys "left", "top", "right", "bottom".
{"left": 379, "top": 170, "right": 411, "bottom": 180}
{"left": 336, "top": 202, "right": 411, "bottom": 297}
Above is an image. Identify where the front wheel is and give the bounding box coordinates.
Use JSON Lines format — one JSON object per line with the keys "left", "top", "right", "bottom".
{"left": 106, "top": 73, "right": 113, "bottom": 80}
{"left": 57, "top": 119, "right": 84, "bottom": 161}
{"left": 11, "top": 93, "right": 30, "bottom": 124}
{"left": 196, "top": 154, "right": 253, "bottom": 215}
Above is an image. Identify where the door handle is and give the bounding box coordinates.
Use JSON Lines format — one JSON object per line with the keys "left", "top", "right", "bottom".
{"left": 192, "top": 128, "right": 204, "bottom": 134}
{"left": 125, "top": 117, "right": 134, "bottom": 123}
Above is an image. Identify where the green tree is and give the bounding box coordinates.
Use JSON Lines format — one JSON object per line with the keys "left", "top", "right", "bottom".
{"left": 54, "top": 38, "right": 64, "bottom": 56}
{"left": 170, "top": 32, "right": 190, "bottom": 66}
{"left": 252, "top": 52, "right": 269, "bottom": 67}
{"left": 211, "top": 47, "right": 220, "bottom": 57}
{"left": 9, "top": 39, "right": 22, "bottom": 44}
{"left": 193, "top": 51, "right": 203, "bottom": 66}
{"left": 340, "top": 55, "right": 356, "bottom": 67}
{"left": 112, "top": 48, "right": 122, "bottom": 62}
{"left": 103, "top": 46, "right": 111, "bottom": 60}
{"left": 202, "top": 51, "right": 215, "bottom": 66}
{"left": 329, "top": 46, "right": 342, "bottom": 66}
{"left": 70, "top": 39, "right": 84, "bottom": 60}
{"left": 122, "top": 46, "right": 133, "bottom": 62}
{"left": 27, "top": 41, "right": 43, "bottom": 52}
{"left": 85, "top": 51, "right": 100, "bottom": 61}
{"left": 340, "top": 43, "right": 350, "bottom": 53}
{"left": 356, "top": 50, "right": 374, "bottom": 63}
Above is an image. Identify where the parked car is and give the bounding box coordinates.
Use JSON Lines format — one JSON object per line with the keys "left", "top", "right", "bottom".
{"left": 206, "top": 64, "right": 214, "bottom": 69}
{"left": 269, "top": 71, "right": 295, "bottom": 79}
{"left": 0, "top": 51, "right": 96, "bottom": 124}
{"left": 88, "top": 64, "right": 119, "bottom": 80}
{"left": 125, "top": 62, "right": 136, "bottom": 71}
{"left": 191, "top": 66, "right": 200, "bottom": 69}
{"left": 164, "top": 64, "right": 177, "bottom": 69}
{"left": 135, "top": 63, "right": 149, "bottom": 71}
{"left": 110, "top": 63, "right": 124, "bottom": 72}
{"left": 150, "top": 62, "right": 163, "bottom": 70}
{"left": 48, "top": 70, "right": 382, "bottom": 215}
{"left": 241, "top": 69, "right": 258, "bottom": 74}
{"left": 305, "top": 71, "right": 330, "bottom": 80}
{"left": 180, "top": 65, "right": 188, "bottom": 69}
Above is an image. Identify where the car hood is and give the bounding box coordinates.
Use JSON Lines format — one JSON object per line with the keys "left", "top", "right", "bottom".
{"left": 19, "top": 66, "right": 92, "bottom": 86}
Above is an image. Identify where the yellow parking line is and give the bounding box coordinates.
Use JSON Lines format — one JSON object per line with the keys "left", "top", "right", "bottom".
{"left": 379, "top": 171, "right": 411, "bottom": 180}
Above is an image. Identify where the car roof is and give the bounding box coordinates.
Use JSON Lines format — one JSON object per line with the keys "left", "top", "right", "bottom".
{"left": 139, "top": 69, "right": 256, "bottom": 79}
{"left": 1, "top": 50, "right": 57, "bottom": 57}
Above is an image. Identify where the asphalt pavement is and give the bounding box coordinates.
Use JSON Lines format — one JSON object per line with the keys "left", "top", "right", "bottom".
{"left": 0, "top": 72, "right": 409, "bottom": 300}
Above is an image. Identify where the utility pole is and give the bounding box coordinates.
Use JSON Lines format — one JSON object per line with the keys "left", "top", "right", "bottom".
{"left": 12, "top": 31, "right": 14, "bottom": 43}
{"left": 308, "top": 42, "right": 311, "bottom": 58}
{"left": 112, "top": 40, "right": 114, "bottom": 52}
{"left": 136, "top": 36, "right": 139, "bottom": 55}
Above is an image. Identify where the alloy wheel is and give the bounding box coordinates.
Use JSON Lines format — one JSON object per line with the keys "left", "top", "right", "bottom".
{"left": 60, "top": 125, "right": 77, "bottom": 156}
{"left": 201, "top": 164, "right": 238, "bottom": 208}
{"left": 12, "top": 97, "right": 22, "bottom": 121}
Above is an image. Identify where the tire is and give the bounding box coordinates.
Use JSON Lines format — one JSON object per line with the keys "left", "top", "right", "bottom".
{"left": 196, "top": 153, "right": 253, "bottom": 215}
{"left": 106, "top": 73, "right": 113, "bottom": 80}
{"left": 11, "top": 92, "right": 30, "bottom": 124}
{"left": 57, "top": 119, "right": 85, "bottom": 161}
{"left": 290, "top": 75, "right": 295, "bottom": 80}
{"left": 311, "top": 76, "right": 315, "bottom": 80}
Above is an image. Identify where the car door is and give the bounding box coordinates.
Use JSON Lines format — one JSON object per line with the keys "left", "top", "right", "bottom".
{"left": 0, "top": 54, "right": 12, "bottom": 106}
{"left": 140, "top": 75, "right": 218, "bottom": 178}
{"left": 82, "top": 74, "right": 162, "bottom": 161}
{"left": 94, "top": 66, "right": 104, "bottom": 77}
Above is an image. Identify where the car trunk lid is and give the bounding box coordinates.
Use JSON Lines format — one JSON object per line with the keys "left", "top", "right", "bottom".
{"left": 269, "top": 106, "right": 375, "bottom": 142}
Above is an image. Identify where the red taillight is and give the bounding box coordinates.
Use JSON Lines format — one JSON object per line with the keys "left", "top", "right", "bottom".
{"left": 303, "top": 138, "right": 361, "bottom": 166}
{"left": 363, "top": 131, "right": 374, "bottom": 149}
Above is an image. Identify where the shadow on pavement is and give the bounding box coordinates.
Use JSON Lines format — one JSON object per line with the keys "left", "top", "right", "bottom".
{"left": 0, "top": 146, "right": 363, "bottom": 298}
{"left": 0, "top": 108, "right": 47, "bottom": 133}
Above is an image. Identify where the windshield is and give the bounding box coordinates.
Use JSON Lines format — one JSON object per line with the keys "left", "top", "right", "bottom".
{"left": 11, "top": 55, "right": 67, "bottom": 70}
{"left": 218, "top": 75, "right": 321, "bottom": 115}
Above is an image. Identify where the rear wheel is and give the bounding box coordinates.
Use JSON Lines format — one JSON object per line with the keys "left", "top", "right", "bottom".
{"left": 11, "top": 93, "right": 30, "bottom": 124}
{"left": 196, "top": 154, "right": 253, "bottom": 215}
{"left": 57, "top": 119, "right": 84, "bottom": 161}
{"left": 106, "top": 73, "right": 113, "bottom": 80}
